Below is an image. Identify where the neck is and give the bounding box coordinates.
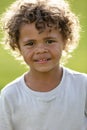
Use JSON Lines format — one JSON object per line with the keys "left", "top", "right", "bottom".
{"left": 24, "top": 66, "right": 63, "bottom": 92}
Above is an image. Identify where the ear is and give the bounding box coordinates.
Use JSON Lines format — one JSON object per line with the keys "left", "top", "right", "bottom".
{"left": 19, "top": 48, "right": 23, "bottom": 55}
{"left": 17, "top": 42, "right": 22, "bottom": 54}
{"left": 63, "top": 39, "right": 67, "bottom": 50}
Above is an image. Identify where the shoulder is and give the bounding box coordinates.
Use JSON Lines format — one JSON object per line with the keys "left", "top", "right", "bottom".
{"left": 63, "top": 67, "right": 87, "bottom": 85}
{"left": 0, "top": 74, "right": 25, "bottom": 99}
{"left": 62, "top": 67, "right": 87, "bottom": 100}
{"left": 0, "top": 73, "right": 28, "bottom": 111}
{"left": 64, "top": 67, "right": 87, "bottom": 79}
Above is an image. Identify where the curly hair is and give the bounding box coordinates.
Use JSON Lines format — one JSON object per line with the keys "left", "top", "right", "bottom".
{"left": 1, "top": 0, "right": 80, "bottom": 62}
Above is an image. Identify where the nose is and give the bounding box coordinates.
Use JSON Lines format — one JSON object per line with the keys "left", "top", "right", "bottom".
{"left": 35, "top": 43, "right": 48, "bottom": 54}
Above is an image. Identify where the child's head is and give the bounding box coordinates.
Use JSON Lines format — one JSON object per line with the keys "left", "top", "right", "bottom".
{"left": 1, "top": 0, "right": 80, "bottom": 64}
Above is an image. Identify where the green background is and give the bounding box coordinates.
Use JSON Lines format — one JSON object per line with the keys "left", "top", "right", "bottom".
{"left": 0, "top": 0, "right": 87, "bottom": 90}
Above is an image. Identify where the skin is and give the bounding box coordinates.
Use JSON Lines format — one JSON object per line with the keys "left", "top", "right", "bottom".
{"left": 18, "top": 23, "right": 65, "bottom": 92}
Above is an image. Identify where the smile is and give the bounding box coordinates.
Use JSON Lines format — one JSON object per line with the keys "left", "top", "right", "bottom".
{"left": 34, "top": 58, "right": 51, "bottom": 63}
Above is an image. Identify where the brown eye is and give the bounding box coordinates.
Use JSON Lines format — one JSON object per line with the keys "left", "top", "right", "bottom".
{"left": 46, "top": 39, "right": 55, "bottom": 44}
{"left": 27, "top": 42, "right": 34, "bottom": 46}
{"left": 24, "top": 41, "right": 34, "bottom": 46}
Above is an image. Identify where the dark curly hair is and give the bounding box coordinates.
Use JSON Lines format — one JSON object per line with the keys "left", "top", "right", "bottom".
{"left": 1, "top": 0, "right": 80, "bottom": 62}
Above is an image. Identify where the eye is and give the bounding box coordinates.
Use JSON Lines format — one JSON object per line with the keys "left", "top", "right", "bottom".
{"left": 46, "top": 39, "right": 55, "bottom": 44}
{"left": 24, "top": 41, "right": 35, "bottom": 46}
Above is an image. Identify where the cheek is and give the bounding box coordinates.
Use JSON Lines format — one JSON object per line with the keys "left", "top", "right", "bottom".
{"left": 20, "top": 48, "right": 32, "bottom": 61}
{"left": 52, "top": 45, "right": 63, "bottom": 56}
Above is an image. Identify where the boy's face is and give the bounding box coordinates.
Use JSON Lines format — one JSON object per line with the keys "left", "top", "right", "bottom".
{"left": 19, "top": 23, "right": 65, "bottom": 73}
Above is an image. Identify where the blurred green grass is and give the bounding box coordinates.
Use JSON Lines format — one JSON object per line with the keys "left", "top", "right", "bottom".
{"left": 0, "top": 0, "right": 87, "bottom": 90}
{"left": 66, "top": 0, "right": 87, "bottom": 73}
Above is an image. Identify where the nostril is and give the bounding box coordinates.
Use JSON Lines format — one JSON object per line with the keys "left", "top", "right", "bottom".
{"left": 35, "top": 48, "right": 48, "bottom": 54}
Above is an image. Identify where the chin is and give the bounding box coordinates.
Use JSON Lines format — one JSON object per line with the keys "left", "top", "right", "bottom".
{"left": 34, "top": 67, "right": 55, "bottom": 73}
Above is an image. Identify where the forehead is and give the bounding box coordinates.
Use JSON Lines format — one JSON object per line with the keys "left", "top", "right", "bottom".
{"left": 20, "top": 23, "right": 53, "bottom": 34}
{"left": 19, "top": 23, "right": 63, "bottom": 39}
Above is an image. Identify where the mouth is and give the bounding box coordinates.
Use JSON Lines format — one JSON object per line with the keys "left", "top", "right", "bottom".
{"left": 34, "top": 58, "right": 51, "bottom": 63}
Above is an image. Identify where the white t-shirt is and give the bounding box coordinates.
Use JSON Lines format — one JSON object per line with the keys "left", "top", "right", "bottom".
{"left": 0, "top": 67, "right": 87, "bottom": 130}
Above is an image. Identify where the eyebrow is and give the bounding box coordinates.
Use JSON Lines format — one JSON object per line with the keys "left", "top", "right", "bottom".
{"left": 22, "top": 39, "right": 35, "bottom": 43}
{"left": 22, "top": 36, "right": 56, "bottom": 43}
{"left": 43, "top": 37, "right": 56, "bottom": 40}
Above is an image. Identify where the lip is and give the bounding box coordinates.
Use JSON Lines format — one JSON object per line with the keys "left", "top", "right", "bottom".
{"left": 34, "top": 58, "right": 51, "bottom": 64}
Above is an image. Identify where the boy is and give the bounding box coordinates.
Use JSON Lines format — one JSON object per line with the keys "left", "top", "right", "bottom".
{"left": 0, "top": 0, "right": 87, "bottom": 130}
